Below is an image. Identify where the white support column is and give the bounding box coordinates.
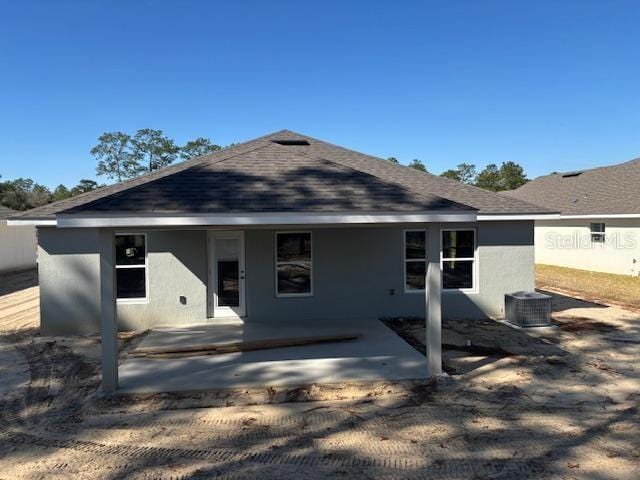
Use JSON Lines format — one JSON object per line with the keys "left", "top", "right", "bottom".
{"left": 426, "top": 224, "right": 442, "bottom": 376}
{"left": 99, "top": 228, "right": 118, "bottom": 392}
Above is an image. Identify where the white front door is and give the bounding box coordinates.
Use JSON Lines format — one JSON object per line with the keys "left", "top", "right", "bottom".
{"left": 209, "top": 231, "right": 246, "bottom": 318}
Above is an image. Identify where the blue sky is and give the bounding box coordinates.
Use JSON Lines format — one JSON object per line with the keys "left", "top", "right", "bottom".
{"left": 1, "top": 1, "right": 640, "bottom": 188}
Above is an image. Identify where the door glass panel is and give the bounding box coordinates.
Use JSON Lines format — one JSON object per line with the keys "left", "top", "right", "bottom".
{"left": 216, "top": 238, "right": 239, "bottom": 260}
{"left": 217, "top": 260, "right": 239, "bottom": 306}
{"left": 216, "top": 238, "right": 240, "bottom": 307}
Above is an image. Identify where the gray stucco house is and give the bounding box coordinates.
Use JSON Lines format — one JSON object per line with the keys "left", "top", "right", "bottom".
{"left": 10, "top": 130, "right": 554, "bottom": 389}
{"left": 504, "top": 157, "right": 640, "bottom": 276}
{"left": 0, "top": 205, "right": 37, "bottom": 273}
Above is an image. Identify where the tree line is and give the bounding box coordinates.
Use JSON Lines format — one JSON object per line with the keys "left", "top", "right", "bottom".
{"left": 1, "top": 130, "right": 528, "bottom": 211}
{"left": 387, "top": 157, "right": 528, "bottom": 192}
{"left": 92, "top": 129, "right": 222, "bottom": 182}
{"left": 440, "top": 161, "right": 528, "bottom": 191}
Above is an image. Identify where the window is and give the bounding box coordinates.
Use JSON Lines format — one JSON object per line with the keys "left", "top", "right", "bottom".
{"left": 441, "top": 229, "right": 476, "bottom": 291}
{"left": 276, "top": 232, "right": 312, "bottom": 296}
{"left": 115, "top": 234, "right": 147, "bottom": 301}
{"left": 590, "top": 223, "right": 606, "bottom": 243}
{"left": 404, "top": 230, "right": 426, "bottom": 291}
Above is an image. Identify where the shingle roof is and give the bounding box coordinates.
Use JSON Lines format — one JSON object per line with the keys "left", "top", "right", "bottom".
{"left": 63, "top": 142, "right": 469, "bottom": 214}
{"left": 0, "top": 205, "right": 16, "bottom": 220}
{"left": 12, "top": 129, "right": 552, "bottom": 220}
{"left": 502, "top": 157, "right": 640, "bottom": 215}
{"left": 266, "top": 131, "right": 554, "bottom": 215}
{"left": 9, "top": 131, "right": 282, "bottom": 220}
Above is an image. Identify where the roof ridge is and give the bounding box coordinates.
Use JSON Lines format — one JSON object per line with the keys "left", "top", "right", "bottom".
{"left": 210, "top": 139, "right": 475, "bottom": 210}
{"left": 212, "top": 139, "right": 311, "bottom": 162}
{"left": 506, "top": 154, "right": 640, "bottom": 215}
{"left": 59, "top": 142, "right": 283, "bottom": 214}
{"left": 548, "top": 155, "right": 640, "bottom": 178}
{"left": 12, "top": 129, "right": 556, "bottom": 219}
{"left": 11, "top": 130, "right": 290, "bottom": 219}
{"left": 303, "top": 150, "right": 477, "bottom": 211}
{"left": 430, "top": 173, "right": 549, "bottom": 211}
{"left": 265, "top": 130, "right": 448, "bottom": 182}
{"left": 276, "top": 130, "right": 544, "bottom": 211}
{"left": 585, "top": 155, "right": 640, "bottom": 173}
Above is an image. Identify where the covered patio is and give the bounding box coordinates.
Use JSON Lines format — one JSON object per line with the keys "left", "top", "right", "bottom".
{"left": 118, "top": 317, "right": 427, "bottom": 393}
{"left": 97, "top": 222, "right": 447, "bottom": 393}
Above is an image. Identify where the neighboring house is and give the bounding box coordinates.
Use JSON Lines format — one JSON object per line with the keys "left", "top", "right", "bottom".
{"left": 0, "top": 205, "right": 37, "bottom": 273}
{"left": 9, "top": 130, "right": 554, "bottom": 339}
{"left": 503, "top": 158, "right": 640, "bottom": 276}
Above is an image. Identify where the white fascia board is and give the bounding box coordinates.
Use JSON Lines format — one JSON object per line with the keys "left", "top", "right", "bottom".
{"left": 477, "top": 213, "right": 561, "bottom": 221}
{"left": 6, "top": 219, "right": 57, "bottom": 226}
{"left": 559, "top": 213, "right": 640, "bottom": 219}
{"left": 56, "top": 211, "right": 478, "bottom": 228}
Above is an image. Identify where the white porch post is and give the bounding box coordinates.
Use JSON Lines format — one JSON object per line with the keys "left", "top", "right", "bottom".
{"left": 99, "top": 228, "right": 118, "bottom": 392}
{"left": 426, "top": 224, "right": 442, "bottom": 376}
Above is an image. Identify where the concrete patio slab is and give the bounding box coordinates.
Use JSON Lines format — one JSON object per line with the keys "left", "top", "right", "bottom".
{"left": 118, "top": 318, "right": 426, "bottom": 393}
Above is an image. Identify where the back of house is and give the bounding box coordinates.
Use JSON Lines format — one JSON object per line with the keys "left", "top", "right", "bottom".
{"left": 9, "top": 130, "right": 554, "bottom": 335}
{"left": 504, "top": 158, "right": 640, "bottom": 276}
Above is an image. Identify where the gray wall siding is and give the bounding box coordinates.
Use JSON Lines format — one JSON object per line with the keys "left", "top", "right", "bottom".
{"left": 245, "top": 228, "right": 423, "bottom": 322}
{"left": 246, "top": 222, "right": 534, "bottom": 323}
{"left": 38, "top": 227, "right": 101, "bottom": 335}
{"left": 38, "top": 228, "right": 208, "bottom": 334}
{"left": 117, "top": 230, "right": 208, "bottom": 330}
{"left": 444, "top": 221, "right": 535, "bottom": 319}
{"left": 38, "top": 221, "right": 534, "bottom": 334}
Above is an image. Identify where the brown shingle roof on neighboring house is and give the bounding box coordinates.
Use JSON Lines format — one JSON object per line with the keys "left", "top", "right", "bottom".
{"left": 11, "top": 129, "right": 553, "bottom": 220}
{"left": 502, "top": 157, "right": 640, "bottom": 215}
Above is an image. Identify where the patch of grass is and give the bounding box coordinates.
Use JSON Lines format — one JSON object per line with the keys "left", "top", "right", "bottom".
{"left": 536, "top": 264, "right": 640, "bottom": 309}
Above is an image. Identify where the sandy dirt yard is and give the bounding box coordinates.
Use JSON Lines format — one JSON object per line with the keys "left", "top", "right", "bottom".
{"left": 0, "top": 269, "right": 39, "bottom": 332}
{"left": 0, "top": 270, "right": 638, "bottom": 479}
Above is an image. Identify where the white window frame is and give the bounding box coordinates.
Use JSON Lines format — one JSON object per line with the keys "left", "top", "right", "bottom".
{"left": 440, "top": 228, "right": 478, "bottom": 294}
{"left": 590, "top": 222, "right": 606, "bottom": 244}
{"left": 275, "top": 231, "right": 313, "bottom": 298}
{"left": 403, "top": 229, "right": 427, "bottom": 293}
{"left": 115, "top": 232, "right": 149, "bottom": 304}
